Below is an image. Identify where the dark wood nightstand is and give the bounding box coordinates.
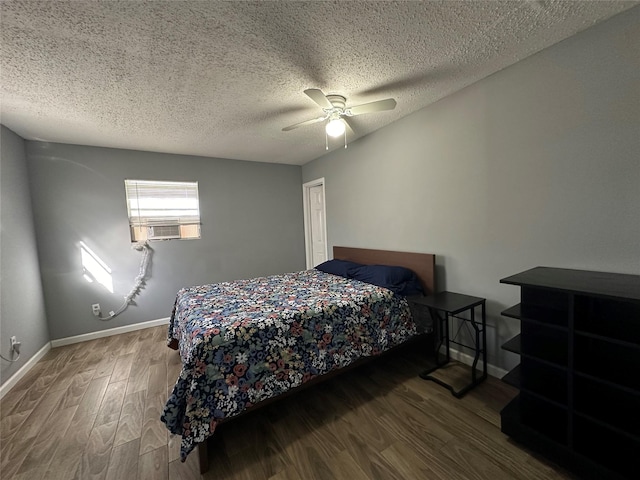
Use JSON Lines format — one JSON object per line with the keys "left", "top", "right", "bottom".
{"left": 408, "top": 291, "right": 487, "bottom": 398}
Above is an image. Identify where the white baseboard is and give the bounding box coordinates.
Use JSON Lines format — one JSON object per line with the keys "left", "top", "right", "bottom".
{"left": 1, "top": 318, "right": 170, "bottom": 400}
{"left": 444, "top": 347, "right": 508, "bottom": 379}
{"left": 0, "top": 341, "right": 51, "bottom": 400}
{"left": 50, "top": 317, "right": 170, "bottom": 348}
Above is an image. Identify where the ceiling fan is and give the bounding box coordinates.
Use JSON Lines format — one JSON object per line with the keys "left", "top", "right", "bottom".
{"left": 282, "top": 89, "right": 397, "bottom": 143}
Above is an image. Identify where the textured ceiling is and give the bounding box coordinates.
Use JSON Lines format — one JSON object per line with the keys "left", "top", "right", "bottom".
{"left": 1, "top": 1, "right": 637, "bottom": 166}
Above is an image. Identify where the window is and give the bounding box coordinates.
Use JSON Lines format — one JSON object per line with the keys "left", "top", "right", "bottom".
{"left": 124, "top": 179, "right": 201, "bottom": 242}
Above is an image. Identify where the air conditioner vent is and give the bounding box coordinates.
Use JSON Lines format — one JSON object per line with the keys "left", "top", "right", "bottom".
{"left": 148, "top": 225, "right": 181, "bottom": 240}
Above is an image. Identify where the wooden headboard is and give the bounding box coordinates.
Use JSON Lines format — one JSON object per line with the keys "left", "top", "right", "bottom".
{"left": 333, "top": 246, "right": 436, "bottom": 296}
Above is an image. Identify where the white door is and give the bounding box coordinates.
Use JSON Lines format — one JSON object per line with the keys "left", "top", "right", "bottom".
{"left": 303, "top": 179, "right": 328, "bottom": 269}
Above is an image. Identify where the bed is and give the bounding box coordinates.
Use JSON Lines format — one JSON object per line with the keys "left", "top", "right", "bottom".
{"left": 161, "top": 246, "right": 436, "bottom": 473}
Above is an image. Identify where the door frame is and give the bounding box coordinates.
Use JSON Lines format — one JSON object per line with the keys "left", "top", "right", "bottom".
{"left": 302, "top": 178, "right": 328, "bottom": 270}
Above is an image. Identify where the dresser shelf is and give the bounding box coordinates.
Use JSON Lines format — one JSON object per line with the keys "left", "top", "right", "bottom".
{"left": 500, "top": 267, "right": 640, "bottom": 480}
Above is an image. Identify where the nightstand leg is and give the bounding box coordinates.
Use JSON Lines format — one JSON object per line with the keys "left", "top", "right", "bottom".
{"left": 471, "top": 306, "right": 477, "bottom": 383}
{"left": 444, "top": 312, "right": 451, "bottom": 362}
{"left": 482, "top": 301, "right": 487, "bottom": 379}
{"left": 421, "top": 302, "right": 487, "bottom": 398}
{"left": 420, "top": 309, "right": 450, "bottom": 378}
{"left": 434, "top": 310, "right": 449, "bottom": 367}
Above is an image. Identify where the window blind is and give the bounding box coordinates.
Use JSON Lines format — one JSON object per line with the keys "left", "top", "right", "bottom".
{"left": 124, "top": 179, "right": 200, "bottom": 227}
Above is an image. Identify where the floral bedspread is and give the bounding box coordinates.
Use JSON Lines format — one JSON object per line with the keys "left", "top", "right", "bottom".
{"left": 161, "top": 269, "right": 417, "bottom": 461}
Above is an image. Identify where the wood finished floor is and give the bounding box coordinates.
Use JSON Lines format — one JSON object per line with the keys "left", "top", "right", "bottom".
{"left": 0, "top": 326, "right": 575, "bottom": 480}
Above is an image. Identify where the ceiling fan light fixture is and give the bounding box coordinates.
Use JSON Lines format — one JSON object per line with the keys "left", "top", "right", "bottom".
{"left": 325, "top": 118, "right": 345, "bottom": 137}
{"left": 283, "top": 89, "right": 396, "bottom": 149}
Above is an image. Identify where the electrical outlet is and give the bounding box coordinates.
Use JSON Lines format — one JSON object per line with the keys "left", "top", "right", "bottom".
{"left": 10, "top": 336, "right": 21, "bottom": 355}
{"left": 92, "top": 304, "right": 101, "bottom": 316}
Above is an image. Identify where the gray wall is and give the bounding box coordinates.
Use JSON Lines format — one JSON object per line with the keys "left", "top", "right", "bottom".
{"left": 1, "top": 126, "right": 50, "bottom": 384}
{"left": 26, "top": 143, "right": 305, "bottom": 340}
{"left": 302, "top": 8, "right": 640, "bottom": 371}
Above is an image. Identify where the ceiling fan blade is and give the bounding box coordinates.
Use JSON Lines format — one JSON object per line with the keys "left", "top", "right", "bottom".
{"left": 282, "top": 115, "right": 327, "bottom": 132}
{"left": 304, "top": 89, "right": 334, "bottom": 109}
{"left": 342, "top": 117, "right": 355, "bottom": 136}
{"left": 346, "top": 98, "right": 397, "bottom": 116}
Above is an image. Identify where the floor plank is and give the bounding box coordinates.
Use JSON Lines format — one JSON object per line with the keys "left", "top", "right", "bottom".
{"left": 19, "top": 387, "right": 66, "bottom": 441}
{"left": 105, "top": 438, "right": 140, "bottom": 480}
{"left": 138, "top": 445, "right": 168, "bottom": 480}
{"left": 139, "top": 392, "right": 168, "bottom": 455}
{"left": 44, "top": 408, "right": 99, "bottom": 480}
{"left": 74, "top": 419, "right": 118, "bottom": 480}
{"left": 59, "top": 367, "right": 96, "bottom": 409}
{"left": 94, "top": 380, "right": 127, "bottom": 427}
{"left": 14, "top": 405, "right": 77, "bottom": 476}
{"left": 327, "top": 450, "right": 371, "bottom": 480}
{"left": 111, "top": 353, "right": 136, "bottom": 383}
{"left": 114, "top": 390, "right": 146, "bottom": 447}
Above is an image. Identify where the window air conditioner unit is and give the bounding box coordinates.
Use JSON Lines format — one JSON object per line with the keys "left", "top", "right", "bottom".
{"left": 147, "top": 225, "right": 181, "bottom": 240}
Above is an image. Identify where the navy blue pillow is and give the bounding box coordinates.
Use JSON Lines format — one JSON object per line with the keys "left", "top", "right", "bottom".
{"left": 315, "top": 259, "right": 363, "bottom": 278}
{"left": 348, "top": 264, "right": 424, "bottom": 296}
